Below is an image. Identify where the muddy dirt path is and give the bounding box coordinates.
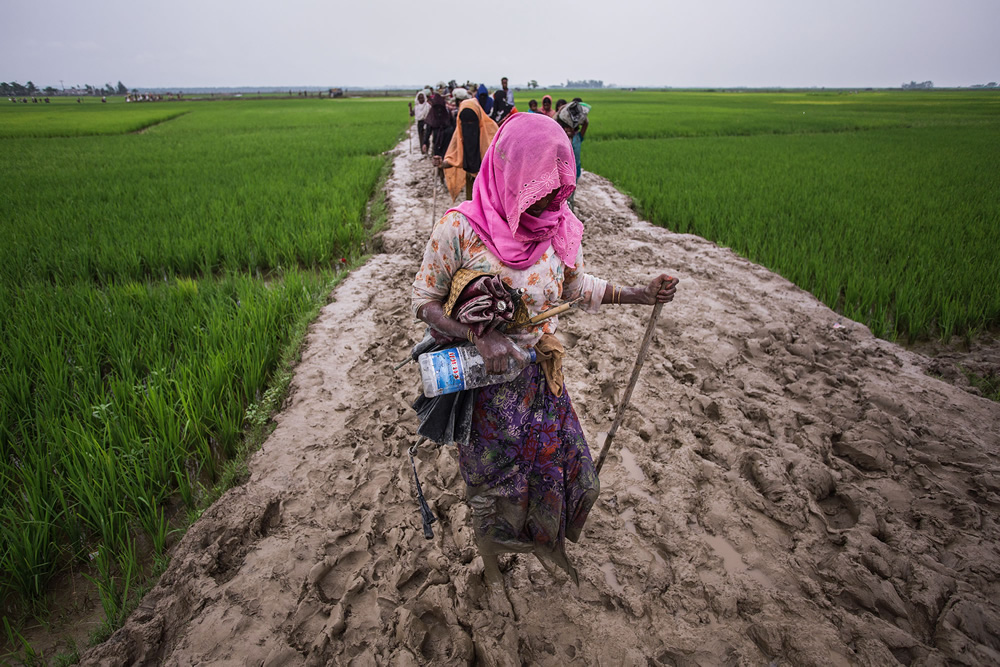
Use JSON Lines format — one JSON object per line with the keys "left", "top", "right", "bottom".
{"left": 81, "top": 128, "right": 1000, "bottom": 666}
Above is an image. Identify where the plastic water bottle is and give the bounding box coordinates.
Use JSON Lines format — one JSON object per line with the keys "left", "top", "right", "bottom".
{"left": 419, "top": 344, "right": 536, "bottom": 397}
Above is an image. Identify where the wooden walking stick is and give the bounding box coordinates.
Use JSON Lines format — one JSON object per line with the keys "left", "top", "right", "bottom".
{"left": 595, "top": 301, "right": 663, "bottom": 475}
{"left": 408, "top": 105, "right": 413, "bottom": 153}
{"left": 431, "top": 165, "right": 439, "bottom": 227}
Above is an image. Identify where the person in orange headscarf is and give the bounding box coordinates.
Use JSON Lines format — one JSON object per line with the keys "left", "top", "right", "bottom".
{"left": 434, "top": 98, "right": 499, "bottom": 201}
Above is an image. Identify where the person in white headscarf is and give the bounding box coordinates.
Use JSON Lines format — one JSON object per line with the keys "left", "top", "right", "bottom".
{"left": 413, "top": 90, "right": 431, "bottom": 153}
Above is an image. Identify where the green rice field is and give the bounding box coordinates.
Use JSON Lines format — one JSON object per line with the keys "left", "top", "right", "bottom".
{"left": 573, "top": 89, "right": 1000, "bottom": 340}
{"left": 0, "top": 97, "right": 408, "bottom": 640}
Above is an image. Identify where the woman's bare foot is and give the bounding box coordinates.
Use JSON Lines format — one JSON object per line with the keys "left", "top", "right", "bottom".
{"left": 481, "top": 553, "right": 517, "bottom": 619}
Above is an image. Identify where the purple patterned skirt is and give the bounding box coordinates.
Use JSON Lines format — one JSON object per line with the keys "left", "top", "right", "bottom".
{"left": 457, "top": 363, "right": 599, "bottom": 576}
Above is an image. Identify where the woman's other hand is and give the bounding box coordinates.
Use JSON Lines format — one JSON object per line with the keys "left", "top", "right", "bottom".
{"left": 475, "top": 329, "right": 525, "bottom": 375}
{"left": 642, "top": 274, "right": 679, "bottom": 305}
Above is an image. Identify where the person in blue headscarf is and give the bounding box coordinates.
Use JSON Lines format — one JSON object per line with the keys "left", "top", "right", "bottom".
{"left": 476, "top": 83, "right": 493, "bottom": 116}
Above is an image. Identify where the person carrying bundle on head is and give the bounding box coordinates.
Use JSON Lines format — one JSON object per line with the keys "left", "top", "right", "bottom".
{"left": 555, "top": 99, "right": 591, "bottom": 181}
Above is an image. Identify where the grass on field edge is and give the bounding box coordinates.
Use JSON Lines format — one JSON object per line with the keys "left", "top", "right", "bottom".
{"left": 964, "top": 369, "right": 1000, "bottom": 403}
{"left": 1, "top": 273, "right": 340, "bottom": 666}
{"left": 1, "top": 142, "right": 402, "bottom": 666}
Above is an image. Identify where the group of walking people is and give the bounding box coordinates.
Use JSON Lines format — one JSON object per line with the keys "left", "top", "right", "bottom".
{"left": 408, "top": 79, "right": 679, "bottom": 608}
{"left": 410, "top": 79, "right": 591, "bottom": 202}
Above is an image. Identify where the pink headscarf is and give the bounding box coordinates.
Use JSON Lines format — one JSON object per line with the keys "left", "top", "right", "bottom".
{"left": 449, "top": 113, "right": 583, "bottom": 270}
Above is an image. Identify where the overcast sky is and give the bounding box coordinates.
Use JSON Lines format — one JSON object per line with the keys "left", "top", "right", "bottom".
{"left": 4, "top": 0, "right": 999, "bottom": 89}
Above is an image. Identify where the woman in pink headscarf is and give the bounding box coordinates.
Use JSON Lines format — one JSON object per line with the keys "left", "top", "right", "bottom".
{"left": 540, "top": 94, "right": 555, "bottom": 118}
{"left": 412, "top": 113, "right": 678, "bottom": 600}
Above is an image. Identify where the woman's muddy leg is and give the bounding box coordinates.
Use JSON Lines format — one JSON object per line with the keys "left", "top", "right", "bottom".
{"left": 482, "top": 553, "right": 502, "bottom": 584}
{"left": 479, "top": 544, "right": 516, "bottom": 618}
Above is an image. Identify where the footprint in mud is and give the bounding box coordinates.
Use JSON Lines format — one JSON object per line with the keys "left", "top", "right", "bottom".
{"left": 310, "top": 548, "right": 372, "bottom": 603}
{"left": 396, "top": 592, "right": 475, "bottom": 665}
{"left": 447, "top": 503, "right": 478, "bottom": 564}
{"left": 739, "top": 451, "right": 808, "bottom": 529}
{"left": 206, "top": 497, "right": 283, "bottom": 585}
{"left": 351, "top": 469, "right": 396, "bottom": 506}
{"left": 286, "top": 592, "right": 348, "bottom": 657}
{"left": 559, "top": 330, "right": 582, "bottom": 349}
{"left": 817, "top": 491, "right": 860, "bottom": 530}
{"left": 284, "top": 544, "right": 379, "bottom": 656}
{"left": 390, "top": 554, "right": 451, "bottom": 602}
{"left": 700, "top": 532, "right": 774, "bottom": 589}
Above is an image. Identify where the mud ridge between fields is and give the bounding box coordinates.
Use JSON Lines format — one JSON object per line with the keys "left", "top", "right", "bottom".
{"left": 81, "top": 126, "right": 1000, "bottom": 666}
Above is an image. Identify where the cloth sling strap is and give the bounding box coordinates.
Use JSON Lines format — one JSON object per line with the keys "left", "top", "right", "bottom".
{"left": 534, "top": 333, "right": 565, "bottom": 396}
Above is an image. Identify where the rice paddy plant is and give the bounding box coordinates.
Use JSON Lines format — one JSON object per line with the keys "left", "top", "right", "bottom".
{"left": 0, "top": 98, "right": 192, "bottom": 138}
{"left": 583, "top": 92, "right": 1000, "bottom": 341}
{"left": 0, "top": 270, "right": 336, "bottom": 610}
{"left": 0, "top": 458, "right": 65, "bottom": 602}
{"left": 2, "top": 615, "right": 44, "bottom": 666}
{"left": 576, "top": 89, "right": 1000, "bottom": 141}
{"left": 0, "top": 98, "right": 405, "bottom": 285}
{"left": 965, "top": 369, "right": 1000, "bottom": 402}
{"left": 0, "top": 96, "right": 409, "bottom": 623}
{"left": 84, "top": 539, "right": 138, "bottom": 628}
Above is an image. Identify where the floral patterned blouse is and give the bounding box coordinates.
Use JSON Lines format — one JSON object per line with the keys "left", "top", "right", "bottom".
{"left": 412, "top": 211, "right": 607, "bottom": 347}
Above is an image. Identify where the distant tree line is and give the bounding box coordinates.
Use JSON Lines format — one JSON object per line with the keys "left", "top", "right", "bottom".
{"left": 970, "top": 82, "right": 998, "bottom": 89}
{"left": 1, "top": 81, "right": 38, "bottom": 96}
{"left": 1, "top": 80, "right": 129, "bottom": 97}
{"left": 565, "top": 79, "right": 605, "bottom": 89}
{"left": 902, "top": 80, "right": 934, "bottom": 90}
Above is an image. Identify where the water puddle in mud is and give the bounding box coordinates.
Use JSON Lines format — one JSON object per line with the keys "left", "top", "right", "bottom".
{"left": 621, "top": 507, "right": 637, "bottom": 534}
{"left": 620, "top": 447, "right": 646, "bottom": 481}
{"left": 702, "top": 533, "right": 773, "bottom": 588}
{"left": 625, "top": 484, "right": 658, "bottom": 504}
{"left": 617, "top": 448, "right": 656, "bottom": 504}
{"left": 599, "top": 562, "right": 626, "bottom": 595}
{"left": 619, "top": 508, "right": 667, "bottom": 569}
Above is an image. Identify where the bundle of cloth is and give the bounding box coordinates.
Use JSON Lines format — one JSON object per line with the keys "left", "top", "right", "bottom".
{"left": 556, "top": 100, "right": 590, "bottom": 131}
{"left": 490, "top": 90, "right": 514, "bottom": 124}
{"left": 556, "top": 100, "right": 591, "bottom": 180}
{"left": 428, "top": 269, "right": 526, "bottom": 344}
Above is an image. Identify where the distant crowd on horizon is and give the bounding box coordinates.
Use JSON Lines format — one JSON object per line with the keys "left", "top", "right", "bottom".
{"left": 409, "top": 77, "right": 591, "bottom": 202}
{"left": 9, "top": 92, "right": 182, "bottom": 104}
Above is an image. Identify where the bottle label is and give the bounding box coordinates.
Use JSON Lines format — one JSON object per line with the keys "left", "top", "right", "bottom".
{"left": 429, "top": 348, "right": 466, "bottom": 395}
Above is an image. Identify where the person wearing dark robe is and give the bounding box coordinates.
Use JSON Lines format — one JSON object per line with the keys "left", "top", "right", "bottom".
{"left": 490, "top": 90, "right": 515, "bottom": 125}
{"left": 435, "top": 99, "right": 498, "bottom": 201}
{"left": 476, "top": 83, "right": 493, "bottom": 116}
